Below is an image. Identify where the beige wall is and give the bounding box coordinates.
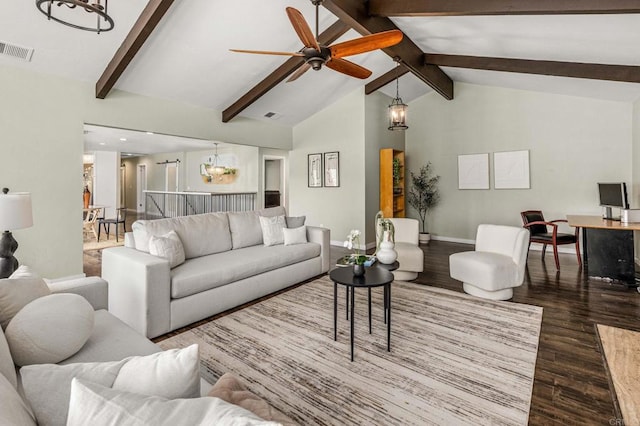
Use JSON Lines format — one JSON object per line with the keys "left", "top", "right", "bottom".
{"left": 0, "top": 64, "right": 292, "bottom": 278}
{"left": 406, "top": 83, "right": 633, "bottom": 242}
{"left": 290, "top": 88, "right": 367, "bottom": 246}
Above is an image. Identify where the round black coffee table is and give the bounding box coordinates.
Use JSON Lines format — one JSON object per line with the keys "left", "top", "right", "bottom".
{"left": 329, "top": 266, "right": 394, "bottom": 361}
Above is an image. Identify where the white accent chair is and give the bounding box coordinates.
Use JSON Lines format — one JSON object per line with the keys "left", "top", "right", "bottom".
{"left": 449, "top": 224, "right": 530, "bottom": 300}
{"left": 380, "top": 218, "right": 423, "bottom": 281}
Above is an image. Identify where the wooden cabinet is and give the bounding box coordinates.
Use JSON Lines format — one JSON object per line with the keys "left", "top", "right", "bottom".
{"left": 380, "top": 149, "right": 405, "bottom": 218}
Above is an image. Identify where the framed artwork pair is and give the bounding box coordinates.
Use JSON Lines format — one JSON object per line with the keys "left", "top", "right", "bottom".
{"left": 308, "top": 152, "right": 339, "bottom": 188}
{"left": 458, "top": 150, "right": 530, "bottom": 190}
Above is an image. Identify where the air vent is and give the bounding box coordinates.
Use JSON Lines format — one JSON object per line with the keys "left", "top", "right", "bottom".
{"left": 264, "top": 112, "right": 281, "bottom": 120}
{"left": 0, "top": 41, "right": 34, "bottom": 62}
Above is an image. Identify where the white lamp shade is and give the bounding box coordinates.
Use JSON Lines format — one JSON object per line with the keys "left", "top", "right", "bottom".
{"left": 0, "top": 192, "right": 33, "bottom": 231}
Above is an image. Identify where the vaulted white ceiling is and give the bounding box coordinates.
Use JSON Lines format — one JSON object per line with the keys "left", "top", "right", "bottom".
{"left": 2, "top": 0, "right": 640, "bottom": 130}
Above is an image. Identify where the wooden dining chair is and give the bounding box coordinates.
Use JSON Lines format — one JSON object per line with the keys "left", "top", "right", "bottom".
{"left": 520, "top": 210, "right": 582, "bottom": 270}
{"left": 98, "top": 207, "right": 127, "bottom": 242}
{"left": 82, "top": 207, "right": 101, "bottom": 241}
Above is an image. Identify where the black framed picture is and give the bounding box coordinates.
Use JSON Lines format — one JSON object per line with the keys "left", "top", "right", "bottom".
{"left": 324, "top": 152, "right": 339, "bottom": 187}
{"left": 308, "top": 153, "right": 322, "bottom": 187}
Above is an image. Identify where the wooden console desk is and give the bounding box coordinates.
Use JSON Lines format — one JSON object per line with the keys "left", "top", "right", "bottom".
{"left": 567, "top": 215, "right": 640, "bottom": 285}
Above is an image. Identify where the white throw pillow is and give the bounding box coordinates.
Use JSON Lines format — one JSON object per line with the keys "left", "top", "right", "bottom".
{"left": 67, "top": 379, "right": 279, "bottom": 426}
{"left": 20, "top": 345, "right": 201, "bottom": 426}
{"left": 283, "top": 226, "right": 307, "bottom": 246}
{"left": 149, "top": 230, "right": 186, "bottom": 268}
{"left": 259, "top": 215, "right": 286, "bottom": 247}
{"left": 5, "top": 293, "right": 94, "bottom": 366}
{"left": 0, "top": 374, "right": 36, "bottom": 426}
{"left": 0, "top": 277, "right": 51, "bottom": 330}
{"left": 112, "top": 344, "right": 200, "bottom": 399}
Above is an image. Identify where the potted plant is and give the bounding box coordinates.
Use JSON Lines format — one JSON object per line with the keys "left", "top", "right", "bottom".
{"left": 407, "top": 163, "right": 440, "bottom": 244}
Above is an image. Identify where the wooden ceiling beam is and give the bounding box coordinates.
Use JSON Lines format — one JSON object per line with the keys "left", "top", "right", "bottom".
{"left": 96, "top": 0, "right": 175, "bottom": 99}
{"left": 369, "top": 0, "right": 640, "bottom": 17}
{"left": 222, "top": 20, "right": 350, "bottom": 123}
{"left": 323, "top": 0, "right": 453, "bottom": 100}
{"left": 424, "top": 53, "right": 640, "bottom": 83}
{"left": 365, "top": 65, "right": 409, "bottom": 95}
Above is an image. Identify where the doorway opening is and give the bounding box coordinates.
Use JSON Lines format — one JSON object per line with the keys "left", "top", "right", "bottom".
{"left": 263, "top": 156, "right": 286, "bottom": 209}
{"left": 137, "top": 164, "right": 147, "bottom": 213}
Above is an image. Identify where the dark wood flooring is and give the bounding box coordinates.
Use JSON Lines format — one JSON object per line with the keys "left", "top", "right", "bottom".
{"left": 84, "top": 238, "right": 640, "bottom": 425}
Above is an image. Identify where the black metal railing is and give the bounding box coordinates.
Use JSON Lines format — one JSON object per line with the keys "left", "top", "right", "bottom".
{"left": 144, "top": 191, "right": 257, "bottom": 218}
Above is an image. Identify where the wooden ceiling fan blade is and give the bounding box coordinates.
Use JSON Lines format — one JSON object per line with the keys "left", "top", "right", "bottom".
{"left": 329, "top": 30, "right": 403, "bottom": 59}
{"left": 326, "top": 58, "right": 372, "bottom": 79}
{"left": 286, "top": 7, "right": 320, "bottom": 51}
{"left": 287, "top": 63, "right": 312, "bottom": 82}
{"left": 229, "top": 49, "right": 304, "bottom": 57}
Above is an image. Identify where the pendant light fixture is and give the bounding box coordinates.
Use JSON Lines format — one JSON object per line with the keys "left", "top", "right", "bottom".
{"left": 36, "top": 0, "right": 114, "bottom": 34}
{"left": 388, "top": 59, "right": 408, "bottom": 131}
{"left": 205, "top": 143, "right": 226, "bottom": 177}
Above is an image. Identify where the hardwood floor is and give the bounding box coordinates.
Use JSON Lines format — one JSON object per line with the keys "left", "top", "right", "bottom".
{"left": 413, "top": 241, "right": 640, "bottom": 426}
{"left": 84, "top": 238, "right": 640, "bottom": 425}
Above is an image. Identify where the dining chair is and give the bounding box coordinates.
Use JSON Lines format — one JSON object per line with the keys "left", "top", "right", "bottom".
{"left": 520, "top": 210, "right": 582, "bottom": 270}
{"left": 82, "top": 207, "right": 101, "bottom": 241}
{"left": 98, "top": 207, "right": 127, "bottom": 242}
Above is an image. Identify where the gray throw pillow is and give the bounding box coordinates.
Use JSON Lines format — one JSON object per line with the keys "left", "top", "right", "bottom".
{"left": 285, "top": 216, "right": 306, "bottom": 229}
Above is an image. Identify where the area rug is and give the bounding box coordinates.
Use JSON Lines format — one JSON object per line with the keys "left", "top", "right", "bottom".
{"left": 158, "top": 276, "right": 543, "bottom": 425}
{"left": 596, "top": 324, "right": 640, "bottom": 426}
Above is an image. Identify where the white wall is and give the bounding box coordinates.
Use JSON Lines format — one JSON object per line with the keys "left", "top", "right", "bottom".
{"left": 291, "top": 88, "right": 367, "bottom": 245}
{"left": 406, "top": 83, "right": 633, "bottom": 242}
{"left": 364, "top": 92, "right": 405, "bottom": 245}
{"left": 0, "top": 64, "right": 292, "bottom": 278}
{"left": 633, "top": 98, "right": 640, "bottom": 208}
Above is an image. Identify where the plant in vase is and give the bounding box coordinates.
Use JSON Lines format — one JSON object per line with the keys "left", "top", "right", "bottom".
{"left": 407, "top": 162, "right": 440, "bottom": 245}
{"left": 344, "top": 229, "right": 366, "bottom": 276}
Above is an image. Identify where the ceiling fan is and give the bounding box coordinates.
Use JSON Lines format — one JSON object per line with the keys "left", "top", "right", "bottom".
{"left": 230, "top": 0, "right": 403, "bottom": 82}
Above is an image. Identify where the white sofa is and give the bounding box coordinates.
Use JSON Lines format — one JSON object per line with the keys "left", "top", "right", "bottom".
{"left": 0, "top": 276, "right": 164, "bottom": 425}
{"left": 1, "top": 275, "right": 297, "bottom": 425}
{"left": 102, "top": 206, "right": 330, "bottom": 338}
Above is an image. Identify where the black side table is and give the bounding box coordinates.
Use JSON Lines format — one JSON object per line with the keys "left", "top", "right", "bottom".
{"left": 329, "top": 266, "right": 394, "bottom": 361}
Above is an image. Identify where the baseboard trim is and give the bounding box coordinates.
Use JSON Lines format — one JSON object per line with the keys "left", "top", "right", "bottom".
{"left": 431, "top": 235, "right": 474, "bottom": 245}
{"left": 430, "top": 235, "right": 582, "bottom": 254}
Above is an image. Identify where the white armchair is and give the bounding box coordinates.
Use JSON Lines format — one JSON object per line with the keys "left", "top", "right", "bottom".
{"left": 449, "top": 224, "right": 529, "bottom": 300}
{"left": 379, "top": 218, "right": 423, "bottom": 281}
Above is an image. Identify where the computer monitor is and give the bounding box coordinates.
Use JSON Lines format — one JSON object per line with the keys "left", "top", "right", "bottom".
{"left": 598, "top": 182, "right": 629, "bottom": 220}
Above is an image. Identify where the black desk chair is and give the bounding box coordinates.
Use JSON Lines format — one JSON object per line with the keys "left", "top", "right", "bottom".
{"left": 520, "top": 210, "right": 581, "bottom": 270}
{"left": 98, "top": 207, "right": 127, "bottom": 242}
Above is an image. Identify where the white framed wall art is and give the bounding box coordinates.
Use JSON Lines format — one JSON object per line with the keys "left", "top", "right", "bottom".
{"left": 457, "top": 153, "right": 489, "bottom": 190}
{"left": 494, "top": 150, "right": 530, "bottom": 189}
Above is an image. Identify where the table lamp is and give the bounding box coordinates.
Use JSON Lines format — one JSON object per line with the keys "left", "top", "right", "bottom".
{"left": 0, "top": 188, "right": 33, "bottom": 279}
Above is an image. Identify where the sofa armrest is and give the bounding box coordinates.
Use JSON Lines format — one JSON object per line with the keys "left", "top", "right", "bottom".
{"left": 47, "top": 276, "right": 108, "bottom": 310}
{"left": 101, "top": 246, "right": 171, "bottom": 339}
{"left": 124, "top": 232, "right": 135, "bottom": 248}
{"left": 307, "top": 226, "right": 330, "bottom": 273}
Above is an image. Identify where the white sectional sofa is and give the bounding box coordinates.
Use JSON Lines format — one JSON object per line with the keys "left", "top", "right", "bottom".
{"left": 1, "top": 275, "right": 297, "bottom": 425}
{"left": 102, "top": 206, "right": 330, "bottom": 338}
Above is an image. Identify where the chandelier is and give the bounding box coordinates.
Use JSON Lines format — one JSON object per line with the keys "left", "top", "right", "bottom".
{"left": 36, "top": 0, "right": 114, "bottom": 34}
{"left": 205, "top": 143, "right": 226, "bottom": 177}
{"left": 388, "top": 60, "right": 408, "bottom": 131}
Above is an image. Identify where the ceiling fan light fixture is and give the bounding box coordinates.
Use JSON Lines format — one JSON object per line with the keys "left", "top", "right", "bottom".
{"left": 388, "top": 61, "right": 408, "bottom": 131}
{"left": 36, "top": 0, "right": 114, "bottom": 33}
